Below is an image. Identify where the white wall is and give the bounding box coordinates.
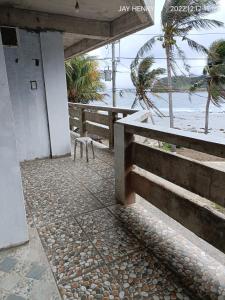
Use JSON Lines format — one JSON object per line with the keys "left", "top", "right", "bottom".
{"left": 4, "top": 29, "right": 71, "bottom": 161}
{"left": 4, "top": 30, "right": 51, "bottom": 161}
{"left": 0, "top": 33, "right": 28, "bottom": 249}
{"left": 40, "top": 31, "right": 71, "bottom": 157}
{"left": 0, "top": 29, "right": 70, "bottom": 249}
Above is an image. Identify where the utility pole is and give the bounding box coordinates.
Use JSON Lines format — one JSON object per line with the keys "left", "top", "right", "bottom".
{"left": 112, "top": 42, "right": 116, "bottom": 107}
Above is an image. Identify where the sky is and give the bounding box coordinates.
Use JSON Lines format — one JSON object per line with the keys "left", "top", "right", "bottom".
{"left": 88, "top": 0, "right": 225, "bottom": 90}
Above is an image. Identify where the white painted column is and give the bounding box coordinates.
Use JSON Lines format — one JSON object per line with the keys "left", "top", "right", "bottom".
{"left": 40, "top": 31, "right": 71, "bottom": 157}
{"left": 0, "top": 34, "right": 28, "bottom": 249}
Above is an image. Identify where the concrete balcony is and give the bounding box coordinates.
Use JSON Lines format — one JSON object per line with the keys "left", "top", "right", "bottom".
{"left": 0, "top": 105, "right": 225, "bottom": 299}
{"left": 19, "top": 143, "right": 194, "bottom": 300}
{"left": 0, "top": 137, "right": 223, "bottom": 299}
{"left": 19, "top": 142, "right": 188, "bottom": 299}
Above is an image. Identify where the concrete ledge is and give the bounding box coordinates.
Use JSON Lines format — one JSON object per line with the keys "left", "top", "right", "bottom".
{"left": 51, "top": 152, "right": 71, "bottom": 159}
{"left": 0, "top": 239, "right": 29, "bottom": 252}
{"left": 132, "top": 142, "right": 225, "bottom": 207}
{"left": 129, "top": 168, "right": 225, "bottom": 253}
{"left": 109, "top": 200, "right": 225, "bottom": 299}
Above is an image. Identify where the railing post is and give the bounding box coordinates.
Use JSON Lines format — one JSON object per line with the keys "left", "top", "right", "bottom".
{"left": 114, "top": 122, "right": 135, "bottom": 205}
{"left": 108, "top": 111, "right": 116, "bottom": 149}
{"left": 79, "top": 108, "right": 85, "bottom": 136}
{"left": 69, "top": 118, "right": 73, "bottom": 131}
{"left": 68, "top": 106, "right": 72, "bottom": 131}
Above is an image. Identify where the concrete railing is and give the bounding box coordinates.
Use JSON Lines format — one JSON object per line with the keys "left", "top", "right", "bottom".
{"left": 68, "top": 103, "right": 138, "bottom": 149}
{"left": 114, "top": 111, "right": 225, "bottom": 253}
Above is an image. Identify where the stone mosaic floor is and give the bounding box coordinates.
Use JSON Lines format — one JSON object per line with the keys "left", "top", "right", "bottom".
{"left": 20, "top": 144, "right": 194, "bottom": 300}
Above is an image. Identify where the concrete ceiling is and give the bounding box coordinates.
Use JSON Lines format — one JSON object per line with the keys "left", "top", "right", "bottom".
{"left": 0, "top": 0, "right": 155, "bottom": 58}
{"left": 63, "top": 33, "right": 83, "bottom": 49}
{"left": 0, "top": 0, "right": 127, "bottom": 20}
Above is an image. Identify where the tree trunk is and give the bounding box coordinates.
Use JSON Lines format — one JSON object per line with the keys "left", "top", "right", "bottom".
{"left": 205, "top": 85, "right": 211, "bottom": 134}
{"left": 143, "top": 94, "right": 155, "bottom": 124}
{"left": 165, "top": 45, "right": 176, "bottom": 152}
{"left": 165, "top": 45, "right": 174, "bottom": 128}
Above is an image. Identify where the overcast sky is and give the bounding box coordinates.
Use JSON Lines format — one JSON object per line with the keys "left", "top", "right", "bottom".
{"left": 88, "top": 0, "right": 225, "bottom": 90}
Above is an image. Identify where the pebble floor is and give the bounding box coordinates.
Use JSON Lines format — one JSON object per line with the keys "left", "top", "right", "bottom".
{"left": 21, "top": 146, "right": 193, "bottom": 300}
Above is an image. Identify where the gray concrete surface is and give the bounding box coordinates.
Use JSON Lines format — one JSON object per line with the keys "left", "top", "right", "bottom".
{"left": 0, "top": 226, "right": 61, "bottom": 300}
{"left": 4, "top": 29, "right": 51, "bottom": 161}
{"left": 0, "top": 32, "right": 28, "bottom": 249}
{"left": 40, "top": 31, "right": 71, "bottom": 158}
{"left": 0, "top": 1, "right": 155, "bottom": 57}
{"left": 204, "top": 161, "right": 225, "bottom": 172}
{"left": 4, "top": 29, "right": 71, "bottom": 161}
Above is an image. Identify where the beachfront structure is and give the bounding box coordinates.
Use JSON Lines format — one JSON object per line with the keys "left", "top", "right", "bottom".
{"left": 0, "top": 0, "right": 154, "bottom": 249}
{"left": 1, "top": 2, "right": 225, "bottom": 298}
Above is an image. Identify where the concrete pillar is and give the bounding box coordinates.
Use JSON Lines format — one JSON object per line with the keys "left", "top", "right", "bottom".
{"left": 0, "top": 34, "right": 28, "bottom": 249}
{"left": 40, "top": 31, "right": 71, "bottom": 157}
{"left": 114, "top": 123, "right": 135, "bottom": 205}
{"left": 78, "top": 108, "right": 85, "bottom": 137}
{"left": 108, "top": 111, "right": 116, "bottom": 149}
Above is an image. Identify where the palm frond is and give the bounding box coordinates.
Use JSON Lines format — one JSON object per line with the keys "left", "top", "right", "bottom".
{"left": 208, "top": 39, "right": 225, "bottom": 63}
{"left": 138, "top": 57, "right": 154, "bottom": 78}
{"left": 129, "top": 56, "right": 166, "bottom": 113}
{"left": 138, "top": 98, "right": 146, "bottom": 110}
{"left": 130, "top": 63, "right": 138, "bottom": 87}
{"left": 174, "top": 44, "right": 190, "bottom": 73}
{"left": 143, "top": 94, "right": 165, "bottom": 117}
{"left": 181, "top": 18, "right": 223, "bottom": 30}
{"left": 131, "top": 97, "right": 140, "bottom": 109}
{"left": 145, "top": 68, "right": 166, "bottom": 81}
{"left": 182, "top": 37, "right": 208, "bottom": 54}
{"left": 65, "top": 55, "right": 106, "bottom": 103}
{"left": 134, "top": 36, "right": 160, "bottom": 63}
{"left": 169, "top": 49, "right": 179, "bottom": 77}
{"left": 210, "top": 82, "right": 225, "bottom": 106}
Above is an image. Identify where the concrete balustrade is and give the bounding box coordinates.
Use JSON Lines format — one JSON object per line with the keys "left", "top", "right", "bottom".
{"left": 114, "top": 111, "right": 225, "bottom": 254}
{"left": 68, "top": 103, "right": 138, "bottom": 149}
{"left": 69, "top": 104, "right": 225, "bottom": 253}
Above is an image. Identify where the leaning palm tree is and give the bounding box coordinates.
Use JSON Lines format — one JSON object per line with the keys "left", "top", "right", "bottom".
{"left": 130, "top": 56, "right": 166, "bottom": 123}
{"left": 190, "top": 39, "right": 225, "bottom": 134}
{"left": 65, "top": 55, "right": 107, "bottom": 103}
{"left": 135, "top": 0, "right": 223, "bottom": 128}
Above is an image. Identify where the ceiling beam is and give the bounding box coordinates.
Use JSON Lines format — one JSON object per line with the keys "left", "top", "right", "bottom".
{"left": 133, "top": 0, "right": 154, "bottom": 23}
{"left": 111, "top": 10, "right": 153, "bottom": 39}
{"left": 65, "top": 39, "right": 104, "bottom": 59}
{"left": 64, "top": 6, "right": 154, "bottom": 59}
{"left": 111, "top": 11, "right": 143, "bottom": 38}
{"left": 0, "top": 6, "right": 110, "bottom": 40}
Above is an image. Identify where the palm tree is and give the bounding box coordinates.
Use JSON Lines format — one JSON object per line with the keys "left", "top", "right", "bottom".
{"left": 65, "top": 55, "right": 106, "bottom": 103}
{"left": 130, "top": 56, "right": 166, "bottom": 123}
{"left": 134, "top": 0, "right": 223, "bottom": 128}
{"left": 190, "top": 39, "right": 225, "bottom": 134}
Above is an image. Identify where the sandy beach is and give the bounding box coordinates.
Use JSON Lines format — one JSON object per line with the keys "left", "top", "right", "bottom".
{"left": 95, "top": 92, "right": 225, "bottom": 161}
{"left": 100, "top": 91, "right": 225, "bottom": 139}
{"left": 154, "top": 110, "right": 225, "bottom": 139}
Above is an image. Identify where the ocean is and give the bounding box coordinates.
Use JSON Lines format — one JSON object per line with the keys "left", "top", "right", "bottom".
{"left": 92, "top": 91, "right": 225, "bottom": 138}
